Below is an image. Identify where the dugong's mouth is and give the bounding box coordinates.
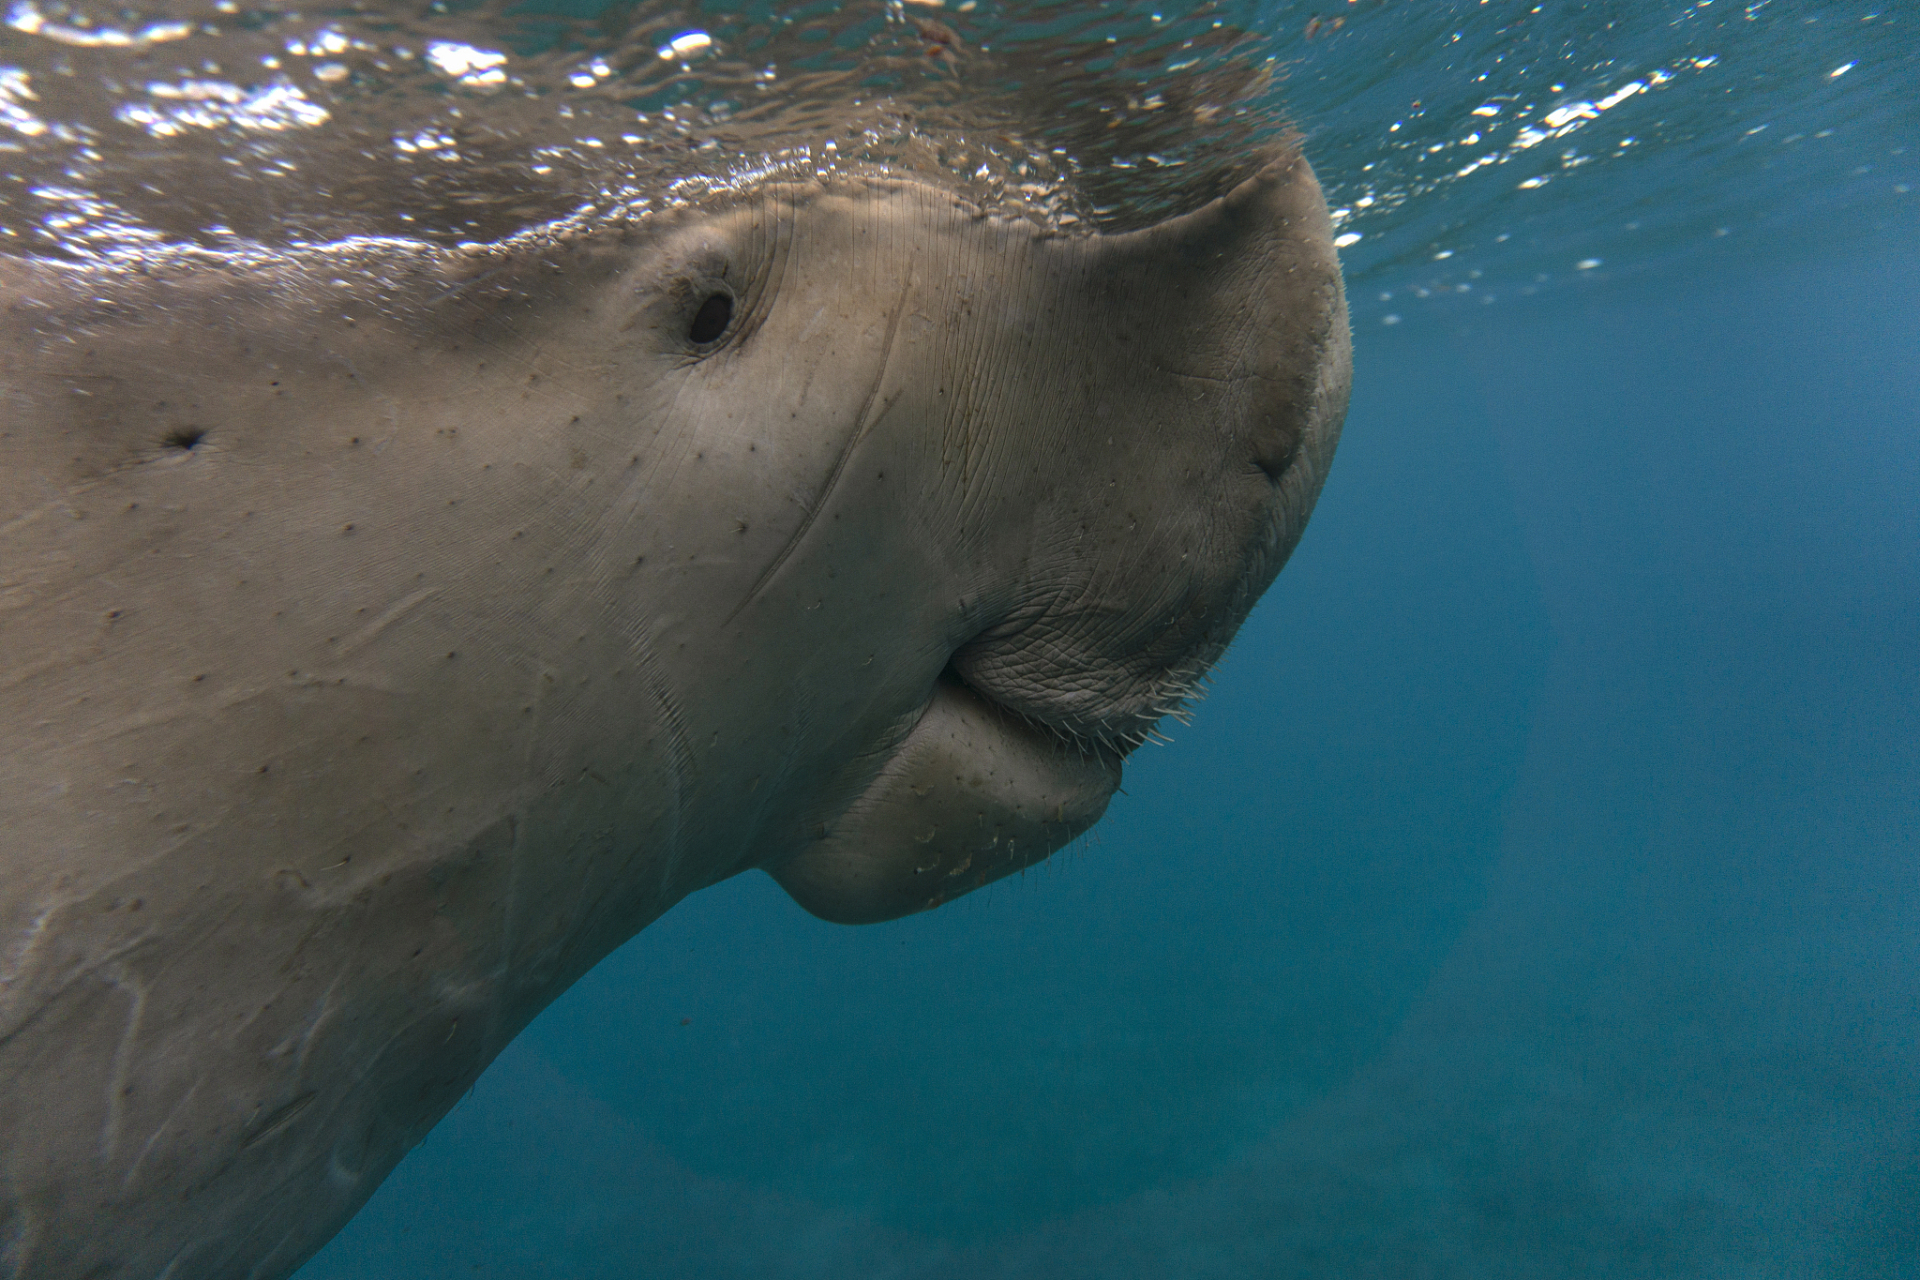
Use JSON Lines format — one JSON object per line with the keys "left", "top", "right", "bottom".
{"left": 770, "top": 666, "right": 1123, "bottom": 924}
{"left": 936, "top": 664, "right": 1131, "bottom": 771}
{"left": 944, "top": 605, "right": 1229, "bottom": 759}
{"left": 939, "top": 657, "right": 1168, "bottom": 759}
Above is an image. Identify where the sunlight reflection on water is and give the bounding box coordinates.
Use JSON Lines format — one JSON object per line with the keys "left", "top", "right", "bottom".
{"left": 0, "top": 0, "right": 1912, "bottom": 312}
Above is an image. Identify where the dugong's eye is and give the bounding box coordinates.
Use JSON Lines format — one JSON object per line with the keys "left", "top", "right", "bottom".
{"left": 689, "top": 290, "right": 733, "bottom": 345}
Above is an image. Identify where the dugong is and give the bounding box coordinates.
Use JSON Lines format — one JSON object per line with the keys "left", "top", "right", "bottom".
{"left": 0, "top": 149, "right": 1349, "bottom": 1277}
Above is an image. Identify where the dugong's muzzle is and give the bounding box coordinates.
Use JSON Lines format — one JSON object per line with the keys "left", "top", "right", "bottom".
{"left": 772, "top": 151, "right": 1352, "bottom": 922}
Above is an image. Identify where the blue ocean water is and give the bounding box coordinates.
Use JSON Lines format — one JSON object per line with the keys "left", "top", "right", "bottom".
{"left": 7, "top": 0, "right": 1911, "bottom": 1272}
{"left": 299, "top": 241, "right": 1919, "bottom": 1279}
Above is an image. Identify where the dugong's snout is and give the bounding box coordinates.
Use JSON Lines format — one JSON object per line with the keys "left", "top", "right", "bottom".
{"left": 773, "top": 150, "right": 1351, "bottom": 924}
{"left": 947, "top": 148, "right": 1354, "bottom": 754}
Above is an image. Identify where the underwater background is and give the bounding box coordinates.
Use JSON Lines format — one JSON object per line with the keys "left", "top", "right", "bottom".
{"left": 5, "top": 0, "right": 1913, "bottom": 1272}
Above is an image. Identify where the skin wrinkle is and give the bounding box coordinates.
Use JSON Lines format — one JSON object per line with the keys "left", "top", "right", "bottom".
{"left": 728, "top": 274, "right": 915, "bottom": 624}
{"left": 961, "top": 543, "right": 1205, "bottom": 746}
{"left": 714, "top": 679, "right": 815, "bottom": 888}
{"left": 957, "top": 206, "right": 1105, "bottom": 570}
{"left": 629, "top": 374, "right": 702, "bottom": 554}
{"left": 939, "top": 207, "right": 1022, "bottom": 509}
{"left": 949, "top": 311, "right": 1026, "bottom": 526}
{"left": 629, "top": 634, "right": 694, "bottom": 902}
{"left": 1152, "top": 366, "right": 1272, "bottom": 387}
{"left": 707, "top": 183, "right": 795, "bottom": 358}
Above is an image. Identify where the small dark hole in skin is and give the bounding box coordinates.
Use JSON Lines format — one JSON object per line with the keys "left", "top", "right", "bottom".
{"left": 164, "top": 427, "right": 207, "bottom": 451}
{"left": 689, "top": 292, "right": 733, "bottom": 345}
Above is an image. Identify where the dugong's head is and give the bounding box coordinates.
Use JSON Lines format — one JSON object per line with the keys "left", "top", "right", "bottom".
{"left": 646, "top": 149, "right": 1354, "bottom": 922}
{"left": 0, "top": 140, "right": 1345, "bottom": 1278}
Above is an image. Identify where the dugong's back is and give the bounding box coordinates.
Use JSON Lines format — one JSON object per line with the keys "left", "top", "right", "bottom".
{"left": 0, "top": 148, "right": 1349, "bottom": 1278}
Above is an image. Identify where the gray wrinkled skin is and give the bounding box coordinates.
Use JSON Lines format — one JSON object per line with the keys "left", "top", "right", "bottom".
{"left": 0, "top": 150, "right": 1349, "bottom": 1278}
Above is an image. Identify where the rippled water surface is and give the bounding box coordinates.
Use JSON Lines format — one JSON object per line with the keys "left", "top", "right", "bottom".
{"left": 0, "top": 0, "right": 1284, "bottom": 254}
{"left": 4, "top": 0, "right": 1913, "bottom": 314}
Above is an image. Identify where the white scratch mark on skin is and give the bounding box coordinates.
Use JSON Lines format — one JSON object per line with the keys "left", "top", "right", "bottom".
{"left": 100, "top": 961, "right": 149, "bottom": 1162}
{"left": 282, "top": 974, "right": 344, "bottom": 1074}
{"left": 0, "top": 902, "right": 59, "bottom": 997}
{"left": 335, "top": 586, "right": 442, "bottom": 657}
{"left": 6, "top": 473, "right": 81, "bottom": 535}
{"left": 0, "top": 923, "right": 149, "bottom": 1049}
{"left": 123, "top": 1074, "right": 205, "bottom": 1191}
{"left": 48, "top": 699, "right": 203, "bottom": 754}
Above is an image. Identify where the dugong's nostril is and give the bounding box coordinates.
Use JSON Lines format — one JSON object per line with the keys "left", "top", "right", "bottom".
{"left": 1251, "top": 427, "right": 1301, "bottom": 485}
